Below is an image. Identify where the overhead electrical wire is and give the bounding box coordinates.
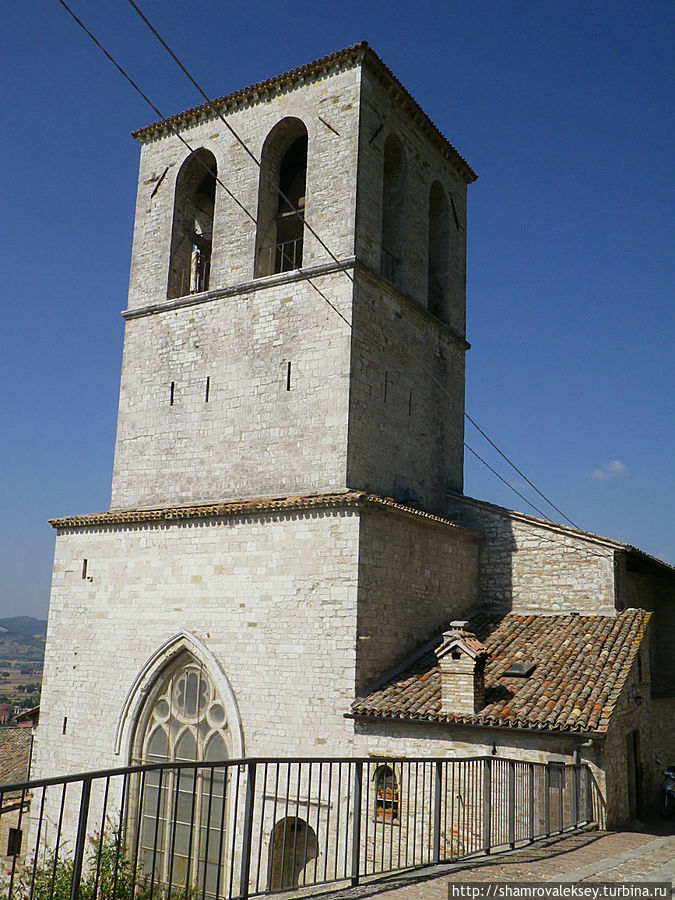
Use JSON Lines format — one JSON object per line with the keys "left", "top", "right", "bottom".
{"left": 56, "top": 0, "right": 352, "bottom": 330}
{"left": 59, "top": 0, "right": 584, "bottom": 536}
{"left": 124, "top": 0, "right": 355, "bottom": 285}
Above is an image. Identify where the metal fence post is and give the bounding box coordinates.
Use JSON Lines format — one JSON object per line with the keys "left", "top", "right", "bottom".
{"left": 482, "top": 758, "right": 492, "bottom": 854}
{"left": 571, "top": 765, "right": 579, "bottom": 827}
{"left": 351, "top": 761, "right": 363, "bottom": 886}
{"left": 433, "top": 761, "right": 442, "bottom": 863}
{"left": 239, "top": 762, "right": 257, "bottom": 900}
{"left": 528, "top": 764, "right": 535, "bottom": 842}
{"left": 70, "top": 776, "right": 92, "bottom": 900}
{"left": 508, "top": 761, "right": 515, "bottom": 849}
{"left": 585, "top": 765, "right": 593, "bottom": 824}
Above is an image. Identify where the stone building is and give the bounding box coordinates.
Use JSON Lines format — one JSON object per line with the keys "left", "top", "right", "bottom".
{"left": 32, "top": 41, "right": 674, "bottom": 865}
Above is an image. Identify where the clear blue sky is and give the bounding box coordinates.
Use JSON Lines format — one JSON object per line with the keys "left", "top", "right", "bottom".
{"left": 1, "top": 1, "right": 673, "bottom": 619}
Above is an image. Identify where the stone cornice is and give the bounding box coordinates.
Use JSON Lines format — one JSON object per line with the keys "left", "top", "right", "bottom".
{"left": 131, "top": 42, "right": 476, "bottom": 184}
{"left": 49, "top": 491, "right": 483, "bottom": 538}
{"left": 122, "top": 257, "right": 356, "bottom": 320}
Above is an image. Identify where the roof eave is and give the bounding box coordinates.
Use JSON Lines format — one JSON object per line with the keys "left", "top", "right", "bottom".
{"left": 346, "top": 711, "right": 606, "bottom": 741}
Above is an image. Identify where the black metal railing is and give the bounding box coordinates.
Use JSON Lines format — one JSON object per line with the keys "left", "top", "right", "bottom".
{"left": 0, "top": 756, "right": 601, "bottom": 900}
{"left": 258, "top": 239, "right": 303, "bottom": 276}
{"left": 176, "top": 257, "right": 211, "bottom": 297}
{"left": 380, "top": 247, "right": 400, "bottom": 287}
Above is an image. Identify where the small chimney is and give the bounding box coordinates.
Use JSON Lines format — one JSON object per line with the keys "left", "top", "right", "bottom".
{"left": 435, "top": 622, "right": 488, "bottom": 715}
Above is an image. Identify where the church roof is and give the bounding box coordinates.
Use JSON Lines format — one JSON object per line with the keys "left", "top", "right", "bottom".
{"left": 131, "top": 42, "right": 477, "bottom": 183}
{"left": 351, "top": 609, "right": 649, "bottom": 734}
{"left": 49, "top": 491, "right": 482, "bottom": 536}
{"left": 0, "top": 727, "right": 32, "bottom": 787}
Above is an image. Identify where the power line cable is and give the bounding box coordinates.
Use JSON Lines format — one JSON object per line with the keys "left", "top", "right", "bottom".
{"left": 464, "top": 444, "right": 553, "bottom": 522}
{"left": 119, "top": 0, "right": 580, "bottom": 531}
{"left": 58, "top": 0, "right": 582, "bottom": 534}
{"left": 464, "top": 412, "right": 581, "bottom": 530}
{"left": 56, "top": 0, "right": 352, "bottom": 330}
{"left": 124, "top": 0, "right": 354, "bottom": 285}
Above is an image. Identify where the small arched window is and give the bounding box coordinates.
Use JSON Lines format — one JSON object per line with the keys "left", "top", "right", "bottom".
{"left": 255, "top": 118, "right": 308, "bottom": 277}
{"left": 373, "top": 764, "right": 399, "bottom": 822}
{"left": 427, "top": 181, "right": 450, "bottom": 320}
{"left": 381, "top": 135, "right": 407, "bottom": 290}
{"left": 168, "top": 149, "right": 217, "bottom": 299}
{"left": 134, "top": 654, "right": 230, "bottom": 894}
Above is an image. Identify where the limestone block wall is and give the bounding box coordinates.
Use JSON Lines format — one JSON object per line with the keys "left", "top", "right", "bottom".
{"left": 446, "top": 495, "right": 618, "bottom": 614}
{"left": 347, "top": 272, "right": 466, "bottom": 510}
{"left": 601, "top": 648, "right": 656, "bottom": 827}
{"left": 111, "top": 272, "right": 352, "bottom": 509}
{"left": 355, "top": 509, "right": 480, "bottom": 692}
{"left": 127, "top": 66, "right": 361, "bottom": 310}
{"left": 33, "top": 508, "right": 361, "bottom": 785}
{"left": 615, "top": 554, "right": 675, "bottom": 694}
{"left": 356, "top": 65, "right": 469, "bottom": 337}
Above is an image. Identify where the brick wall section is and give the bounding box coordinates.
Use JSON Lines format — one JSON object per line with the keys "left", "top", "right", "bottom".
{"left": 446, "top": 495, "right": 617, "bottom": 614}
{"left": 355, "top": 509, "right": 480, "bottom": 692}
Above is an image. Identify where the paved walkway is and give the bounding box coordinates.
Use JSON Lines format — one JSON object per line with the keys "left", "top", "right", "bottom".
{"left": 317, "top": 826, "right": 675, "bottom": 900}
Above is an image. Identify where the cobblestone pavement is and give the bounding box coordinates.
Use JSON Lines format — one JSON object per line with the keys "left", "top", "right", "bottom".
{"left": 316, "top": 825, "right": 675, "bottom": 900}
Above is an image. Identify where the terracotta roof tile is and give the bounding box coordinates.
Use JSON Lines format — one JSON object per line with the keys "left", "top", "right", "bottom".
{"left": 0, "top": 728, "right": 32, "bottom": 786}
{"left": 49, "top": 491, "right": 483, "bottom": 535}
{"left": 351, "top": 609, "right": 649, "bottom": 734}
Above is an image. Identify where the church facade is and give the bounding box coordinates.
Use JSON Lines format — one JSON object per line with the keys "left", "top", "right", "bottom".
{"left": 33, "top": 43, "right": 675, "bottom": 835}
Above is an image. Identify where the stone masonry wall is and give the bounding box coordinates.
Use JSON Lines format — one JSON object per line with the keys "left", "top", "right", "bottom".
{"left": 34, "top": 509, "right": 360, "bottom": 785}
{"left": 127, "top": 66, "right": 361, "bottom": 310}
{"left": 356, "top": 65, "right": 469, "bottom": 338}
{"left": 602, "top": 641, "right": 656, "bottom": 827}
{"left": 355, "top": 509, "right": 480, "bottom": 692}
{"left": 111, "top": 272, "right": 352, "bottom": 509}
{"left": 348, "top": 272, "right": 466, "bottom": 510}
{"left": 446, "top": 495, "right": 618, "bottom": 614}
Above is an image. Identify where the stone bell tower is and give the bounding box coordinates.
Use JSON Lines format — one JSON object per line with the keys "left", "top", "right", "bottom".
{"left": 35, "top": 45, "right": 480, "bottom": 782}
{"left": 111, "top": 41, "right": 476, "bottom": 514}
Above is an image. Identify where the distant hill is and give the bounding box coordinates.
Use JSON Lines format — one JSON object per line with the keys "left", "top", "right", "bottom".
{"left": 0, "top": 617, "right": 47, "bottom": 640}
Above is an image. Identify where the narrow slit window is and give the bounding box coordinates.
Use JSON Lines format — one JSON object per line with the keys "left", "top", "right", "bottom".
{"left": 205, "top": 377, "right": 210, "bottom": 403}
{"left": 62, "top": 716, "right": 68, "bottom": 735}
{"left": 286, "top": 361, "right": 292, "bottom": 391}
{"left": 81, "top": 559, "right": 88, "bottom": 579}
{"left": 170, "top": 382, "right": 175, "bottom": 406}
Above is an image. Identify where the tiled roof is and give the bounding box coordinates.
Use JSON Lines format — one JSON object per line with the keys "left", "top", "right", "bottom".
{"left": 351, "top": 609, "right": 649, "bottom": 734}
{"left": 49, "top": 491, "right": 482, "bottom": 536}
{"left": 0, "top": 727, "right": 32, "bottom": 787}
{"left": 131, "top": 43, "right": 477, "bottom": 182}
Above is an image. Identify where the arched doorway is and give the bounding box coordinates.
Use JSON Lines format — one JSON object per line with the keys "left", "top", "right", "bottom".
{"left": 268, "top": 816, "right": 318, "bottom": 889}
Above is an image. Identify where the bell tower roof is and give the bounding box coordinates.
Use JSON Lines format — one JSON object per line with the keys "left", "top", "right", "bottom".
{"left": 131, "top": 42, "right": 476, "bottom": 184}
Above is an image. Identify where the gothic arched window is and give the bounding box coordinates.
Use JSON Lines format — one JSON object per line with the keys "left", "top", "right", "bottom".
{"left": 134, "top": 654, "right": 230, "bottom": 895}
{"left": 254, "top": 118, "right": 308, "bottom": 277}
{"left": 381, "top": 134, "right": 407, "bottom": 290}
{"left": 168, "top": 149, "right": 217, "bottom": 299}
{"left": 427, "top": 181, "right": 450, "bottom": 320}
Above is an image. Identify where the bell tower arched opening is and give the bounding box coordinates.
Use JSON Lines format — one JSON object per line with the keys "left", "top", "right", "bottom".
{"left": 427, "top": 181, "right": 451, "bottom": 320}
{"left": 380, "top": 134, "right": 407, "bottom": 290}
{"left": 254, "top": 118, "right": 308, "bottom": 277}
{"left": 168, "top": 149, "right": 217, "bottom": 299}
